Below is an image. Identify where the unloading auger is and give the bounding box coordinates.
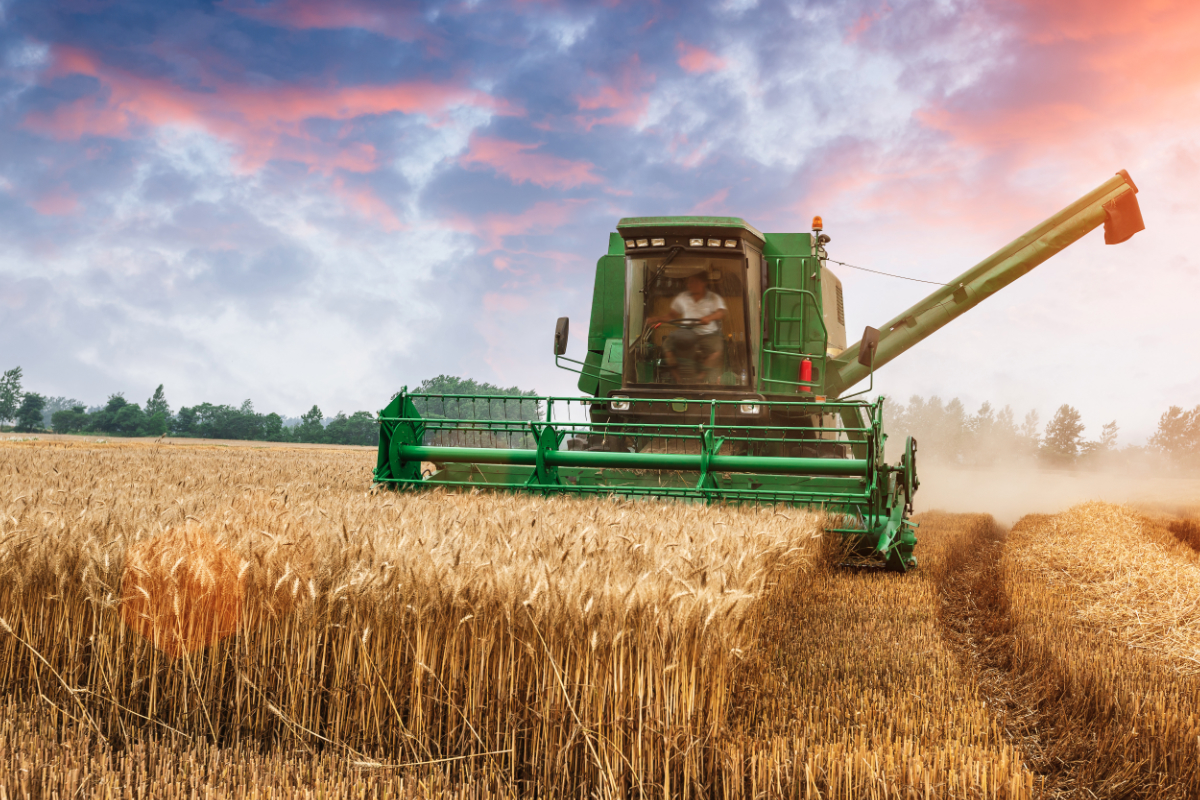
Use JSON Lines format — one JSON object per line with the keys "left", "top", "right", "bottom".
{"left": 375, "top": 170, "right": 1145, "bottom": 570}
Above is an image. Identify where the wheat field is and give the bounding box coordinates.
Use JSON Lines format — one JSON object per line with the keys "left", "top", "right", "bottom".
{"left": 2, "top": 439, "right": 1200, "bottom": 798}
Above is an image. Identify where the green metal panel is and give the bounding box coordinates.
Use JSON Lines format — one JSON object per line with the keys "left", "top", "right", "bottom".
{"left": 762, "top": 232, "right": 810, "bottom": 259}
{"left": 587, "top": 254, "right": 625, "bottom": 351}
{"left": 759, "top": 232, "right": 829, "bottom": 396}
{"left": 599, "top": 339, "right": 622, "bottom": 397}
{"left": 576, "top": 350, "right": 602, "bottom": 395}
{"left": 828, "top": 171, "right": 1143, "bottom": 396}
{"left": 607, "top": 232, "right": 624, "bottom": 256}
{"left": 577, "top": 252, "right": 626, "bottom": 395}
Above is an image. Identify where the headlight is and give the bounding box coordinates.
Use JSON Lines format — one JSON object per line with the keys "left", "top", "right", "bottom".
{"left": 636, "top": 239, "right": 648, "bottom": 247}
{"left": 651, "top": 237, "right": 665, "bottom": 246}
{"left": 738, "top": 402, "right": 761, "bottom": 414}
{"left": 689, "top": 238, "right": 703, "bottom": 246}
{"left": 625, "top": 239, "right": 636, "bottom": 248}
{"left": 707, "top": 238, "right": 721, "bottom": 247}
{"left": 610, "top": 398, "right": 631, "bottom": 412}
{"left": 724, "top": 239, "right": 737, "bottom": 247}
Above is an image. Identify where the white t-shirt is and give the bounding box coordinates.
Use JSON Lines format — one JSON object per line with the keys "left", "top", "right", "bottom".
{"left": 671, "top": 290, "right": 726, "bottom": 335}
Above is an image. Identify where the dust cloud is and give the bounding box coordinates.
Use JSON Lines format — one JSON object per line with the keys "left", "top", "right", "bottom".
{"left": 914, "top": 465, "right": 1200, "bottom": 526}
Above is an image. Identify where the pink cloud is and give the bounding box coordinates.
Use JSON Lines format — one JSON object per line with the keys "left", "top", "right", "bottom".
{"left": 29, "top": 188, "right": 80, "bottom": 216}
{"left": 912, "top": 0, "right": 1200, "bottom": 160}
{"left": 220, "top": 0, "right": 449, "bottom": 53}
{"left": 845, "top": 3, "right": 890, "bottom": 43}
{"left": 573, "top": 55, "right": 654, "bottom": 130}
{"left": 482, "top": 292, "right": 530, "bottom": 314}
{"left": 331, "top": 177, "right": 403, "bottom": 231}
{"left": 689, "top": 187, "right": 728, "bottom": 215}
{"left": 459, "top": 135, "right": 602, "bottom": 189}
{"left": 25, "top": 45, "right": 513, "bottom": 175}
{"left": 462, "top": 199, "right": 590, "bottom": 252}
{"left": 676, "top": 42, "right": 726, "bottom": 74}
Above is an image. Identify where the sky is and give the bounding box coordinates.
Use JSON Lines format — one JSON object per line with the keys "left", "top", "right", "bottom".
{"left": 1, "top": 0, "right": 1197, "bottom": 443}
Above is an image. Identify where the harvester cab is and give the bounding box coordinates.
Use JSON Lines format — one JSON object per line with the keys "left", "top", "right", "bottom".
{"left": 376, "top": 170, "right": 1145, "bottom": 572}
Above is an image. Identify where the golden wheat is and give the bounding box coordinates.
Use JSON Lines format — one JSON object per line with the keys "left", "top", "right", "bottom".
{"left": 13, "top": 440, "right": 1195, "bottom": 798}
{"left": 0, "top": 440, "right": 823, "bottom": 796}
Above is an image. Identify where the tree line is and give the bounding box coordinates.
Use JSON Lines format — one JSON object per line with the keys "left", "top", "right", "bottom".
{"left": 0, "top": 368, "right": 540, "bottom": 447}
{"left": 0, "top": 366, "right": 379, "bottom": 445}
{"left": 883, "top": 395, "right": 1199, "bottom": 468}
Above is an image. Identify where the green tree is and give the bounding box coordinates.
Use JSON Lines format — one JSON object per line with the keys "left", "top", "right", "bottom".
{"left": 0, "top": 366, "right": 23, "bottom": 427}
{"left": 51, "top": 405, "right": 90, "bottom": 434}
{"left": 145, "top": 385, "right": 171, "bottom": 417}
{"left": 114, "top": 403, "right": 148, "bottom": 436}
{"left": 143, "top": 384, "right": 171, "bottom": 435}
{"left": 1042, "top": 404, "right": 1085, "bottom": 463}
{"left": 184, "top": 402, "right": 262, "bottom": 440}
{"left": 142, "top": 411, "right": 170, "bottom": 436}
{"left": 14, "top": 393, "right": 46, "bottom": 433}
{"left": 91, "top": 394, "right": 147, "bottom": 436}
{"left": 41, "top": 396, "right": 85, "bottom": 428}
{"left": 325, "top": 410, "right": 378, "bottom": 446}
{"left": 172, "top": 406, "right": 198, "bottom": 436}
{"left": 295, "top": 405, "right": 326, "bottom": 443}
{"left": 262, "top": 412, "right": 286, "bottom": 442}
{"left": 90, "top": 395, "right": 128, "bottom": 433}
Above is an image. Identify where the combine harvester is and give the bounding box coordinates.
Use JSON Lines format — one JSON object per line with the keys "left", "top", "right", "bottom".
{"left": 375, "top": 171, "right": 1144, "bottom": 570}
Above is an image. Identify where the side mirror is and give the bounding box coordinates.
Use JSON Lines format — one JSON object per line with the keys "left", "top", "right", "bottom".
{"left": 857, "top": 326, "right": 880, "bottom": 367}
{"left": 554, "top": 317, "right": 569, "bottom": 356}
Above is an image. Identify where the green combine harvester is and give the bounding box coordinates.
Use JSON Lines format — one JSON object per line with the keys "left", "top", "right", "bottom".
{"left": 375, "top": 170, "right": 1144, "bottom": 570}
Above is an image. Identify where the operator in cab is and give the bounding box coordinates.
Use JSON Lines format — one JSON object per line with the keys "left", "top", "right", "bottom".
{"left": 648, "top": 271, "right": 726, "bottom": 384}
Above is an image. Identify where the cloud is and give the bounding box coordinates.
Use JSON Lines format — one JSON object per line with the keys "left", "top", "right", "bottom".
{"left": 573, "top": 54, "right": 654, "bottom": 130}
{"left": 676, "top": 42, "right": 726, "bottom": 74}
{"left": 29, "top": 186, "right": 79, "bottom": 215}
{"left": 222, "top": 0, "right": 430, "bottom": 42}
{"left": 464, "top": 198, "right": 591, "bottom": 251}
{"left": 844, "top": 2, "right": 890, "bottom": 43}
{"left": 458, "top": 134, "right": 602, "bottom": 188}
{"left": 904, "top": 0, "right": 1200, "bottom": 165}
{"left": 24, "top": 44, "right": 512, "bottom": 174}
{"left": 689, "top": 187, "right": 727, "bottom": 215}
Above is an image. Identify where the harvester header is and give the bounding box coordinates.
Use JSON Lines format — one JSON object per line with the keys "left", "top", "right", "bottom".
{"left": 376, "top": 170, "right": 1144, "bottom": 571}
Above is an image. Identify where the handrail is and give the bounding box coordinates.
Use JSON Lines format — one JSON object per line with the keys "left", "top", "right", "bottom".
{"left": 554, "top": 353, "right": 620, "bottom": 383}
{"left": 757, "top": 286, "right": 828, "bottom": 394}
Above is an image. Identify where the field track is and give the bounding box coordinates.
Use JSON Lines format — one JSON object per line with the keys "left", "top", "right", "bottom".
{"left": 1, "top": 440, "right": 1198, "bottom": 799}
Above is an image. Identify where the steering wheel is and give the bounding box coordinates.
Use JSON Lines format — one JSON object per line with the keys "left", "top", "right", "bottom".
{"left": 657, "top": 318, "right": 705, "bottom": 329}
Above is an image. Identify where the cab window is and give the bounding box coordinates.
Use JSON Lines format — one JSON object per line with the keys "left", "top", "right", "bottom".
{"left": 624, "top": 252, "right": 750, "bottom": 387}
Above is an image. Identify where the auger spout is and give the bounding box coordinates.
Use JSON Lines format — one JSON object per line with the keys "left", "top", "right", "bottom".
{"left": 826, "top": 170, "right": 1144, "bottom": 397}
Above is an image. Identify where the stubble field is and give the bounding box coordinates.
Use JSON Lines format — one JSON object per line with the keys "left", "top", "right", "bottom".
{"left": 1, "top": 439, "right": 1198, "bottom": 798}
